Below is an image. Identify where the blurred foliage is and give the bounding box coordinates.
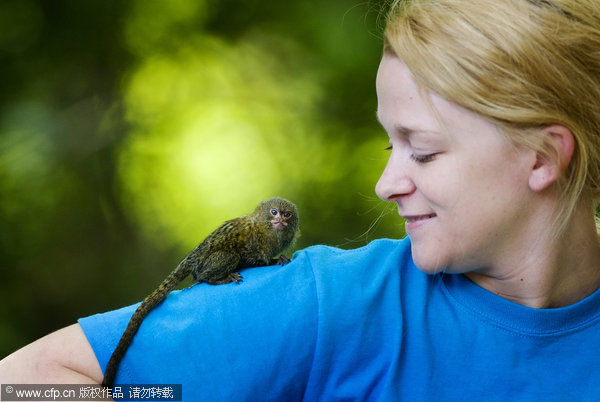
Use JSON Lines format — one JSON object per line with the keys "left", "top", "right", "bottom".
{"left": 0, "top": 0, "right": 405, "bottom": 357}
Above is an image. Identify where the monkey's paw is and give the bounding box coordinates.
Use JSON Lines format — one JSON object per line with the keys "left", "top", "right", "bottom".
{"left": 274, "top": 255, "right": 291, "bottom": 265}
{"left": 230, "top": 272, "right": 243, "bottom": 284}
{"left": 209, "top": 272, "right": 243, "bottom": 285}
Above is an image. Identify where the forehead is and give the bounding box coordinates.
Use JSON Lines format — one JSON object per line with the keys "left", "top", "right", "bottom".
{"left": 270, "top": 199, "right": 294, "bottom": 211}
{"left": 375, "top": 54, "right": 433, "bottom": 131}
{"left": 376, "top": 54, "right": 418, "bottom": 98}
{"left": 375, "top": 55, "right": 505, "bottom": 144}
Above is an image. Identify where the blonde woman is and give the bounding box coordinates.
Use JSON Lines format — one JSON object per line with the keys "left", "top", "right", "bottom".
{"left": 2, "top": 0, "right": 600, "bottom": 399}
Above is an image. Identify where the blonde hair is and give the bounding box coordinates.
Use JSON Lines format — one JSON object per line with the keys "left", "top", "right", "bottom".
{"left": 384, "top": 0, "right": 600, "bottom": 235}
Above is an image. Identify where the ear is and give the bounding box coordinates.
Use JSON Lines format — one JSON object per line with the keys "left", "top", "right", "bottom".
{"left": 529, "top": 124, "right": 575, "bottom": 192}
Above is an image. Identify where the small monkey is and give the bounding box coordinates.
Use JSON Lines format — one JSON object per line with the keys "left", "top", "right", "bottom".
{"left": 102, "top": 197, "right": 299, "bottom": 387}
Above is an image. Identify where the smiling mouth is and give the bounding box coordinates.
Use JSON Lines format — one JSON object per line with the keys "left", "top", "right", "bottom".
{"left": 404, "top": 214, "right": 436, "bottom": 222}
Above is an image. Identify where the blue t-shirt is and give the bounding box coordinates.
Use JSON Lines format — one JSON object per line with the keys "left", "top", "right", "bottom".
{"left": 79, "top": 238, "right": 600, "bottom": 401}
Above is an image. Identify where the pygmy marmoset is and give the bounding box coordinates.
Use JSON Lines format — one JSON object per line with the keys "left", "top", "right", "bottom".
{"left": 102, "top": 197, "right": 299, "bottom": 387}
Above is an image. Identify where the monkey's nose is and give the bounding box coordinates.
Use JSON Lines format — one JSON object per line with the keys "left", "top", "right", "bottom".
{"left": 271, "top": 220, "right": 287, "bottom": 229}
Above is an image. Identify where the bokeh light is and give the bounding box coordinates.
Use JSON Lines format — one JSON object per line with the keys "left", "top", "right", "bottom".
{"left": 0, "top": 0, "right": 402, "bottom": 357}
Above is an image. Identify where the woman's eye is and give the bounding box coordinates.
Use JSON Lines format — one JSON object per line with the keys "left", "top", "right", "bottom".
{"left": 410, "top": 153, "right": 437, "bottom": 163}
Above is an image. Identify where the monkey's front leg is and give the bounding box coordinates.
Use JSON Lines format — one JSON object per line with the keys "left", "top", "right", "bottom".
{"left": 272, "top": 255, "right": 291, "bottom": 265}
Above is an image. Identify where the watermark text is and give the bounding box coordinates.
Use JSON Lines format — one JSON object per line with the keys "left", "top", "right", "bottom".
{"left": 1, "top": 384, "right": 182, "bottom": 401}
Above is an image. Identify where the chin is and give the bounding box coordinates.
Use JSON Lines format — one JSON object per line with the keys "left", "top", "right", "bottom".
{"left": 410, "top": 246, "right": 449, "bottom": 275}
{"left": 414, "top": 263, "right": 447, "bottom": 275}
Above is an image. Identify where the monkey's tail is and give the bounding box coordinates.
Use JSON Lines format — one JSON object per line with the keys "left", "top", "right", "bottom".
{"left": 101, "top": 262, "right": 191, "bottom": 387}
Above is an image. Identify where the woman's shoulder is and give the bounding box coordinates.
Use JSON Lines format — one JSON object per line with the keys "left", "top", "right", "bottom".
{"left": 296, "top": 237, "right": 411, "bottom": 268}
{"left": 292, "top": 237, "right": 414, "bottom": 283}
{"left": 289, "top": 237, "right": 423, "bottom": 315}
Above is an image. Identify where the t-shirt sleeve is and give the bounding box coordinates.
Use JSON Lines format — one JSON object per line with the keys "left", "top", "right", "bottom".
{"left": 78, "top": 249, "right": 318, "bottom": 400}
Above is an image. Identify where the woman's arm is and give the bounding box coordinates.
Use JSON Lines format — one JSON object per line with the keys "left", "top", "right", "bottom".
{"left": 0, "top": 324, "right": 103, "bottom": 384}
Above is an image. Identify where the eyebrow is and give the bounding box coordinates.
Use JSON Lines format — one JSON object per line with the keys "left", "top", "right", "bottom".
{"left": 375, "top": 112, "right": 426, "bottom": 137}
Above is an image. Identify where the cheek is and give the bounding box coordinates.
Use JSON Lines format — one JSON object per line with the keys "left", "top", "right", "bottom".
{"left": 445, "top": 159, "right": 530, "bottom": 246}
{"left": 467, "top": 157, "right": 529, "bottom": 209}
{"left": 439, "top": 151, "right": 526, "bottom": 209}
{"left": 413, "top": 160, "right": 462, "bottom": 207}
{"left": 409, "top": 145, "right": 532, "bottom": 272}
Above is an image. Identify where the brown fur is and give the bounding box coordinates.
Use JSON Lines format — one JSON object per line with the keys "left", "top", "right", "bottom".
{"left": 102, "top": 197, "right": 299, "bottom": 387}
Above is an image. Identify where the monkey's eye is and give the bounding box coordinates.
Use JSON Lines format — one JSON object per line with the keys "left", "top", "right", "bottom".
{"left": 282, "top": 211, "right": 292, "bottom": 218}
{"left": 270, "top": 208, "right": 278, "bottom": 216}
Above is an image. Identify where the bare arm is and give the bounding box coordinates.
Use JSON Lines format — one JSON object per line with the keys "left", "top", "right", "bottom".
{"left": 0, "top": 324, "right": 103, "bottom": 384}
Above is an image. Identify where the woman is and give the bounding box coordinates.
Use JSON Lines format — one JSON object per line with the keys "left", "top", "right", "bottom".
{"left": 2, "top": 0, "right": 600, "bottom": 399}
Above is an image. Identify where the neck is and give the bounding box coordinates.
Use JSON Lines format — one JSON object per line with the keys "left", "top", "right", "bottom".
{"left": 465, "top": 201, "right": 600, "bottom": 309}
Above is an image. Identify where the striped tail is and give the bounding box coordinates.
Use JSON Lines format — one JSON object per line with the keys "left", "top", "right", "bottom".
{"left": 102, "top": 261, "right": 191, "bottom": 387}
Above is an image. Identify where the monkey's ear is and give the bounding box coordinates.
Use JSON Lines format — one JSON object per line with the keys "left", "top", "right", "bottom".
{"left": 528, "top": 124, "right": 574, "bottom": 192}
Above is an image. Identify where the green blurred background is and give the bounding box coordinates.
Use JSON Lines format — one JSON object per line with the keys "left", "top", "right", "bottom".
{"left": 0, "top": 0, "right": 405, "bottom": 357}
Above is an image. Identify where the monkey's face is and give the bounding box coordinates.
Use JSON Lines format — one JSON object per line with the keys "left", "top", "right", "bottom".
{"left": 261, "top": 197, "right": 299, "bottom": 235}
{"left": 269, "top": 207, "right": 293, "bottom": 231}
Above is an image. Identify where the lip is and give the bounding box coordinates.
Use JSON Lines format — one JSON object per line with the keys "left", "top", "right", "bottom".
{"left": 402, "top": 213, "right": 436, "bottom": 232}
{"left": 271, "top": 220, "right": 287, "bottom": 230}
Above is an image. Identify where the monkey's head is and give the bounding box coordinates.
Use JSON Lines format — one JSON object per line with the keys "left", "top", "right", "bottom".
{"left": 256, "top": 197, "right": 299, "bottom": 250}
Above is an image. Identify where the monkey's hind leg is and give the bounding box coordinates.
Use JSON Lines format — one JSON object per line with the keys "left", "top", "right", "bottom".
{"left": 211, "top": 272, "right": 243, "bottom": 285}
{"left": 196, "top": 252, "right": 242, "bottom": 285}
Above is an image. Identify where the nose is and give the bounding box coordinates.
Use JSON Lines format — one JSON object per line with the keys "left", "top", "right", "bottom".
{"left": 375, "top": 152, "right": 416, "bottom": 201}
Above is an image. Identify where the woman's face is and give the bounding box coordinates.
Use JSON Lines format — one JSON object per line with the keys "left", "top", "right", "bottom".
{"left": 375, "top": 54, "right": 536, "bottom": 274}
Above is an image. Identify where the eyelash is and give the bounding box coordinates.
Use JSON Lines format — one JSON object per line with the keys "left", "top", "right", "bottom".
{"left": 384, "top": 145, "right": 437, "bottom": 164}
{"left": 410, "top": 153, "right": 437, "bottom": 163}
